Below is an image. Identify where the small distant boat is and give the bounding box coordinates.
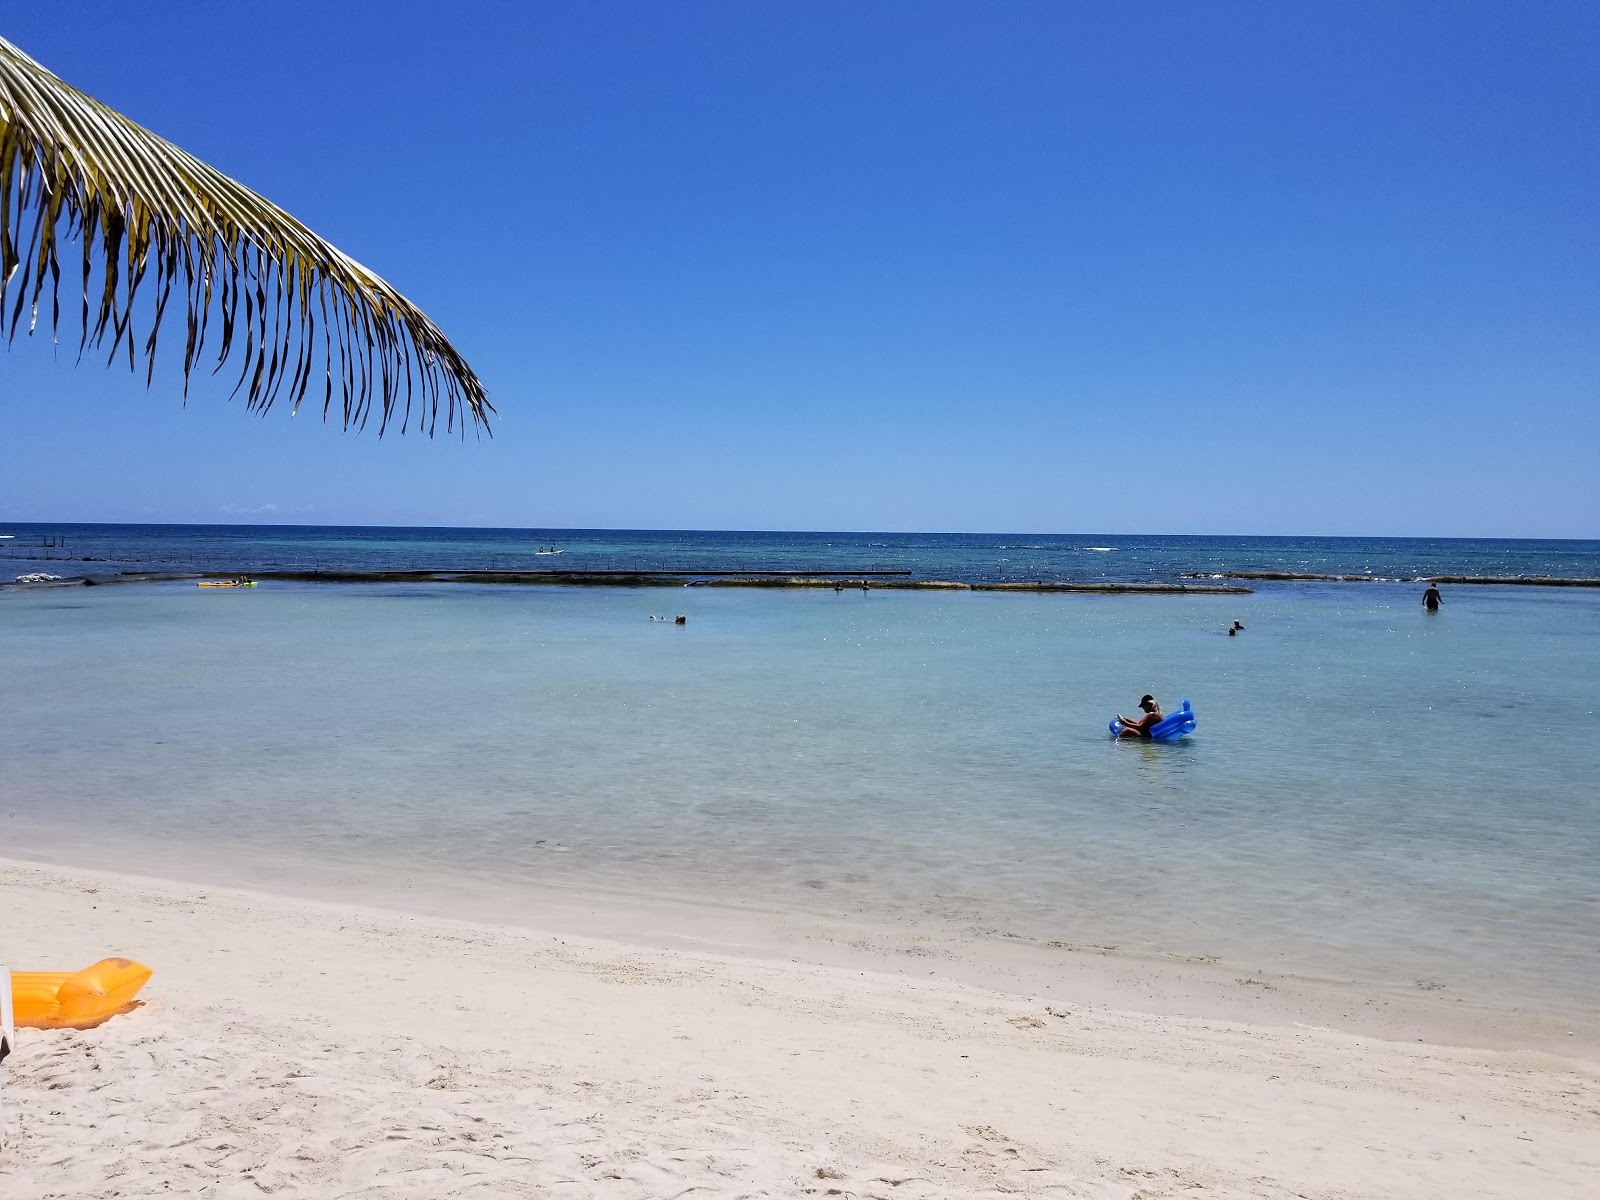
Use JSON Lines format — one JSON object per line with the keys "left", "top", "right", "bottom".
{"left": 534, "top": 546, "right": 563, "bottom": 555}
{"left": 197, "top": 580, "right": 257, "bottom": 588}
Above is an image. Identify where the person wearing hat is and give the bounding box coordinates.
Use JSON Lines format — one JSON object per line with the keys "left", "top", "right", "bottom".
{"left": 1116, "top": 694, "right": 1163, "bottom": 738}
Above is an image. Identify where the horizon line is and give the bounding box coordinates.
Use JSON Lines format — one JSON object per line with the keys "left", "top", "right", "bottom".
{"left": 1, "top": 519, "right": 1596, "bottom": 543}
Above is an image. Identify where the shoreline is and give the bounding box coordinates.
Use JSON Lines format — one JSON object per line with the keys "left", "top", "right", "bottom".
{"left": 3, "top": 853, "right": 1598, "bottom": 1198}
{"left": 6, "top": 848, "right": 1594, "bottom": 1056}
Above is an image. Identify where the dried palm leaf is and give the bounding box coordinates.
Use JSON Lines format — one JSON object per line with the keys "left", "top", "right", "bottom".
{"left": 0, "top": 35, "right": 490, "bottom": 434}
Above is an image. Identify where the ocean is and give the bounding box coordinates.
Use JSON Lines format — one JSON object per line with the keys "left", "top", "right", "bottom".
{"left": 2, "top": 525, "right": 1597, "bottom": 1020}
{"left": 4, "top": 522, "right": 1599, "bottom": 584}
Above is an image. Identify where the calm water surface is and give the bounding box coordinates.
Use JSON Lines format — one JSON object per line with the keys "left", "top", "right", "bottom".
{"left": 3, "top": 579, "right": 1597, "bottom": 1017}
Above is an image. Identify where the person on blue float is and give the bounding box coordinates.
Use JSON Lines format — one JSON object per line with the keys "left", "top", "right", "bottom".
{"left": 1116, "top": 694, "right": 1163, "bottom": 738}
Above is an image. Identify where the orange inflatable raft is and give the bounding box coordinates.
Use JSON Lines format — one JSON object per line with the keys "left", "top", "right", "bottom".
{"left": 9, "top": 959, "right": 152, "bottom": 1029}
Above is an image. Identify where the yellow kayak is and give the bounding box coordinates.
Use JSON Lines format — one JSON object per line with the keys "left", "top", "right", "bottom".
{"left": 10, "top": 958, "right": 153, "bottom": 1029}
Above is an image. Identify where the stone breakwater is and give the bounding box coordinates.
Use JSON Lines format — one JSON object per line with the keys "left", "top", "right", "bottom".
{"left": 17, "top": 565, "right": 1597, "bottom": 592}
{"left": 1179, "top": 571, "right": 1600, "bottom": 586}
{"left": 698, "top": 577, "right": 1249, "bottom": 594}
{"left": 2, "top": 569, "right": 1251, "bottom": 594}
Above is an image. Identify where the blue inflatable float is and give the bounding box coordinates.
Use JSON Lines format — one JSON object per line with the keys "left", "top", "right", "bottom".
{"left": 1110, "top": 698, "right": 1196, "bottom": 740}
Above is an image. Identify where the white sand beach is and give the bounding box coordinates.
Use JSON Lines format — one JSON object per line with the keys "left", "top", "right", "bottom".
{"left": 2, "top": 856, "right": 1597, "bottom": 1199}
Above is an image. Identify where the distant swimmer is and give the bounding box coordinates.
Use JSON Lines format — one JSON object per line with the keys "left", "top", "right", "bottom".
{"left": 1423, "top": 583, "right": 1442, "bottom": 611}
{"left": 1115, "top": 694, "right": 1163, "bottom": 739}
{"left": 1228, "top": 620, "right": 1244, "bottom": 635}
{"left": 674, "top": 615, "right": 687, "bottom": 625}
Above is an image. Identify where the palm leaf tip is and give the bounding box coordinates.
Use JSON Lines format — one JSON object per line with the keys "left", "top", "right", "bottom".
{"left": 0, "top": 34, "right": 491, "bottom": 435}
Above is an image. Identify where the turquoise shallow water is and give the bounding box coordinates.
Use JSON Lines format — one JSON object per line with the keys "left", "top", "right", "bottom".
{"left": 3, "top": 579, "right": 1597, "bottom": 1016}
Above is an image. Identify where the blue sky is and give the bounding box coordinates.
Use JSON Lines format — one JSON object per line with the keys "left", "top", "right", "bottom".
{"left": 2, "top": 2, "right": 1595, "bottom": 536}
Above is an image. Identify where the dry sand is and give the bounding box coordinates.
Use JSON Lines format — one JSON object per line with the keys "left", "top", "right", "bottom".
{"left": 2, "top": 856, "right": 1597, "bottom": 1199}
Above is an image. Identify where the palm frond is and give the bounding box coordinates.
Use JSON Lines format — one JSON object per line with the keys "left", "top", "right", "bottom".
{"left": 0, "top": 35, "right": 490, "bottom": 434}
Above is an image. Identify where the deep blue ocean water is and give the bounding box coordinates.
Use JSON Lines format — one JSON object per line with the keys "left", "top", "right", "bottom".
{"left": 2, "top": 526, "right": 1597, "bottom": 1019}
{"left": 3, "top": 522, "right": 1598, "bottom": 584}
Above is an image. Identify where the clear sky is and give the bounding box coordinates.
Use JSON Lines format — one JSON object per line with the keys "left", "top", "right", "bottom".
{"left": 1, "top": 2, "right": 1595, "bottom": 536}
